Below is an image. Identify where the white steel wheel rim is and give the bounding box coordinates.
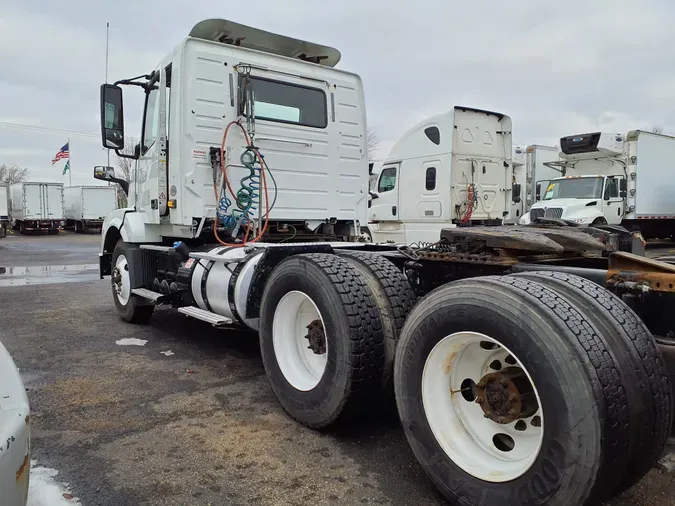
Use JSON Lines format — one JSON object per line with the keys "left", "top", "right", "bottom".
{"left": 272, "top": 291, "right": 328, "bottom": 391}
{"left": 422, "top": 331, "right": 544, "bottom": 483}
{"left": 113, "top": 254, "right": 131, "bottom": 305}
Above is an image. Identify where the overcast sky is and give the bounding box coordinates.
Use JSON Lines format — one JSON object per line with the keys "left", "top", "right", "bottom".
{"left": 1, "top": 0, "right": 674, "bottom": 186}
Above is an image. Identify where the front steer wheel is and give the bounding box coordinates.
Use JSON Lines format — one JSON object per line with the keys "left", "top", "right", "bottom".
{"left": 395, "top": 276, "right": 630, "bottom": 506}
{"left": 259, "top": 253, "right": 384, "bottom": 429}
{"left": 111, "top": 240, "right": 154, "bottom": 324}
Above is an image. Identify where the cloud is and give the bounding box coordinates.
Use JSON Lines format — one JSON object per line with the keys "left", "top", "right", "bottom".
{"left": 2, "top": 0, "right": 675, "bottom": 183}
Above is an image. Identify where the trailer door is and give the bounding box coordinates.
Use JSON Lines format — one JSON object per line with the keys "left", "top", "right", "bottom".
{"left": 23, "top": 184, "right": 41, "bottom": 219}
{"left": 45, "top": 185, "right": 63, "bottom": 220}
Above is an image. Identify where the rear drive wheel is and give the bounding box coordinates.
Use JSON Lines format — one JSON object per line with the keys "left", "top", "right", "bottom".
{"left": 111, "top": 240, "right": 154, "bottom": 324}
{"left": 337, "top": 250, "right": 416, "bottom": 392}
{"left": 395, "top": 276, "right": 629, "bottom": 506}
{"left": 259, "top": 253, "right": 384, "bottom": 429}
{"left": 514, "top": 271, "right": 672, "bottom": 494}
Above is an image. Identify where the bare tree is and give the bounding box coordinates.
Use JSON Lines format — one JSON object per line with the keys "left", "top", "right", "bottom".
{"left": 0, "top": 164, "right": 28, "bottom": 185}
{"left": 112, "top": 139, "right": 137, "bottom": 208}
{"left": 367, "top": 127, "right": 381, "bottom": 162}
{"left": 649, "top": 125, "right": 664, "bottom": 134}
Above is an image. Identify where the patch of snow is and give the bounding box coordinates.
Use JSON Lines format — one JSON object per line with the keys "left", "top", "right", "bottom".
{"left": 160, "top": 350, "right": 174, "bottom": 356}
{"left": 115, "top": 338, "right": 148, "bottom": 346}
{"left": 27, "top": 461, "right": 80, "bottom": 505}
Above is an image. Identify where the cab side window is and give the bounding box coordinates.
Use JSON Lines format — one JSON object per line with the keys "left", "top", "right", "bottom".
{"left": 378, "top": 167, "right": 397, "bottom": 192}
{"left": 604, "top": 178, "right": 619, "bottom": 199}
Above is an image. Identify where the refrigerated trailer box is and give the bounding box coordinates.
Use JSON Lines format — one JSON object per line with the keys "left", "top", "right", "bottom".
{"left": 64, "top": 185, "right": 117, "bottom": 232}
{"left": 10, "top": 182, "right": 64, "bottom": 234}
{"left": 0, "top": 184, "right": 8, "bottom": 238}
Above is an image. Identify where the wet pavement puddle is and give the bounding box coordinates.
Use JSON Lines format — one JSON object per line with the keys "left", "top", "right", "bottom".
{"left": 0, "top": 264, "right": 100, "bottom": 287}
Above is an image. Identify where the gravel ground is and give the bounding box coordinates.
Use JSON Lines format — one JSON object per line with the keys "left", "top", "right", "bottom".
{"left": 0, "top": 233, "right": 674, "bottom": 505}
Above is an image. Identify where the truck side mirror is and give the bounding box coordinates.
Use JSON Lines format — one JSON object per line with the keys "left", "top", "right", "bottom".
{"left": 512, "top": 183, "right": 522, "bottom": 203}
{"left": 620, "top": 190, "right": 627, "bottom": 198}
{"left": 535, "top": 183, "right": 541, "bottom": 201}
{"left": 619, "top": 178, "right": 627, "bottom": 198}
{"left": 94, "top": 165, "right": 129, "bottom": 196}
{"left": 100, "top": 84, "right": 125, "bottom": 150}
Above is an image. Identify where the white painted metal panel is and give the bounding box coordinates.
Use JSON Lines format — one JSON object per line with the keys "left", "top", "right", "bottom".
{"left": 635, "top": 133, "right": 675, "bottom": 217}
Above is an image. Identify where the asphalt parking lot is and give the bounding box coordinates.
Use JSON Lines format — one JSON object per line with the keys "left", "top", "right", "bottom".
{"left": 1, "top": 233, "right": 675, "bottom": 506}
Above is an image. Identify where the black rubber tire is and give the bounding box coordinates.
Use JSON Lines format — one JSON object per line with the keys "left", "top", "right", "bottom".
{"left": 336, "top": 250, "right": 417, "bottom": 391}
{"left": 394, "top": 276, "right": 629, "bottom": 506}
{"left": 514, "top": 270, "right": 672, "bottom": 494}
{"left": 111, "top": 239, "right": 154, "bottom": 324}
{"left": 259, "top": 253, "right": 384, "bottom": 429}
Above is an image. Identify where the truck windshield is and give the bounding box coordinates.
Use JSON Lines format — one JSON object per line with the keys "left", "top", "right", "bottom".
{"left": 543, "top": 177, "right": 603, "bottom": 200}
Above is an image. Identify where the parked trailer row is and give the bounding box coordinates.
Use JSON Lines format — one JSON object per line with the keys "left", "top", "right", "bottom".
{"left": 2, "top": 183, "right": 117, "bottom": 235}
{"left": 94, "top": 18, "right": 675, "bottom": 506}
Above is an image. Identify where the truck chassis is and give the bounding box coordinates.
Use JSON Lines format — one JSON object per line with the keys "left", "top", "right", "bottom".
{"left": 99, "top": 219, "right": 675, "bottom": 506}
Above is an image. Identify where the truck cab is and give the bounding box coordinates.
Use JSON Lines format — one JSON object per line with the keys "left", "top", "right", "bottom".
{"left": 525, "top": 174, "right": 626, "bottom": 225}
{"left": 366, "top": 107, "right": 513, "bottom": 244}
{"left": 521, "top": 132, "right": 627, "bottom": 226}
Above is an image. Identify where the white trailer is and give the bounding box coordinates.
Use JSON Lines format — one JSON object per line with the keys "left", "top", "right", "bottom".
{"left": 94, "top": 19, "right": 674, "bottom": 506}
{"left": 64, "top": 185, "right": 117, "bottom": 233}
{"left": 0, "top": 184, "right": 8, "bottom": 238}
{"left": 366, "top": 107, "right": 513, "bottom": 244}
{"left": 10, "top": 182, "right": 64, "bottom": 234}
{"left": 525, "top": 131, "right": 675, "bottom": 239}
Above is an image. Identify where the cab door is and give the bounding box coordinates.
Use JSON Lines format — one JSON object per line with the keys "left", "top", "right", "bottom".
{"left": 603, "top": 176, "right": 624, "bottom": 225}
{"left": 137, "top": 66, "right": 169, "bottom": 224}
{"left": 369, "top": 164, "right": 400, "bottom": 221}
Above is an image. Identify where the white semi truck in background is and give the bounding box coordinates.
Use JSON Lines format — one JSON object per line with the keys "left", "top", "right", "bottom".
{"left": 64, "top": 185, "right": 117, "bottom": 233}
{"left": 524, "top": 131, "right": 675, "bottom": 239}
{"left": 10, "top": 182, "right": 64, "bottom": 234}
{"left": 366, "top": 107, "right": 514, "bottom": 243}
{"left": 94, "top": 18, "right": 675, "bottom": 506}
{"left": 0, "top": 184, "right": 9, "bottom": 238}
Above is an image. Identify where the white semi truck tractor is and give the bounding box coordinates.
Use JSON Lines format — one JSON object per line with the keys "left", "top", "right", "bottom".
{"left": 96, "top": 18, "right": 675, "bottom": 506}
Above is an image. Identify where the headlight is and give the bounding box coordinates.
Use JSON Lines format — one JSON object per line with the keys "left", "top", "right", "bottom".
{"left": 571, "top": 217, "right": 589, "bottom": 224}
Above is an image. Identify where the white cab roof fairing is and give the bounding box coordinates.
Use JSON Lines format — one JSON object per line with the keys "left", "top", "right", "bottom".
{"left": 189, "top": 19, "right": 341, "bottom": 67}
{"left": 384, "top": 111, "right": 453, "bottom": 163}
{"left": 383, "top": 106, "right": 510, "bottom": 164}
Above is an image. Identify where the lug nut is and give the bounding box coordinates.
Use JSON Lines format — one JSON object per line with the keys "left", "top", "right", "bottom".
{"left": 476, "top": 381, "right": 486, "bottom": 389}
{"left": 508, "top": 409, "right": 517, "bottom": 417}
{"left": 509, "top": 394, "right": 518, "bottom": 403}
{"left": 483, "top": 413, "right": 492, "bottom": 419}
{"left": 475, "top": 397, "right": 484, "bottom": 404}
{"left": 497, "top": 417, "right": 506, "bottom": 424}
{"left": 487, "top": 375, "right": 496, "bottom": 383}
{"left": 501, "top": 379, "right": 509, "bottom": 387}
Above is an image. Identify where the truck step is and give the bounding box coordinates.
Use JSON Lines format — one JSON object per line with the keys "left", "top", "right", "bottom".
{"left": 177, "top": 306, "right": 233, "bottom": 326}
{"left": 140, "top": 245, "right": 176, "bottom": 252}
{"left": 131, "top": 288, "right": 166, "bottom": 302}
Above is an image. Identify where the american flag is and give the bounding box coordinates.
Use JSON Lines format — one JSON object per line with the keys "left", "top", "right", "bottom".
{"left": 52, "top": 142, "right": 69, "bottom": 165}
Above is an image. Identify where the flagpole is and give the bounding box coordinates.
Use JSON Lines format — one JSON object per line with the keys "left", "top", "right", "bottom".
{"left": 68, "top": 137, "right": 72, "bottom": 187}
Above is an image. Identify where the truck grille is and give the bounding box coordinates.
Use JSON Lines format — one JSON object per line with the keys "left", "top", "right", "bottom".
{"left": 544, "top": 207, "right": 563, "bottom": 219}
{"left": 530, "top": 207, "right": 563, "bottom": 221}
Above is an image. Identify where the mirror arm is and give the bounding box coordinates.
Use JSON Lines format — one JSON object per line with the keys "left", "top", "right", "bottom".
{"left": 109, "top": 177, "right": 129, "bottom": 196}
{"left": 114, "top": 148, "right": 139, "bottom": 160}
